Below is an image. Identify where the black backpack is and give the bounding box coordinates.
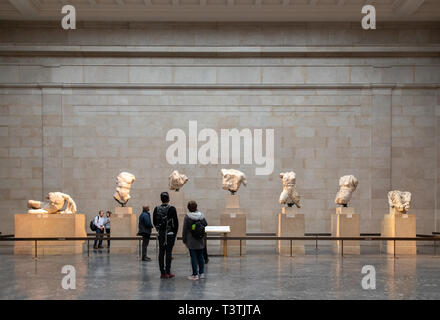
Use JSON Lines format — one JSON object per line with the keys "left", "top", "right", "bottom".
{"left": 191, "top": 220, "right": 205, "bottom": 239}
{"left": 156, "top": 205, "right": 173, "bottom": 233}
{"left": 90, "top": 216, "right": 98, "bottom": 231}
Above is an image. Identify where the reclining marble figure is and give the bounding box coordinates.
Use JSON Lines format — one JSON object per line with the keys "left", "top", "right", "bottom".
{"left": 28, "top": 192, "right": 77, "bottom": 214}
{"left": 113, "top": 172, "right": 136, "bottom": 206}
{"left": 388, "top": 190, "right": 411, "bottom": 214}
{"left": 221, "top": 169, "right": 247, "bottom": 194}
{"left": 334, "top": 175, "right": 358, "bottom": 207}
{"left": 169, "top": 170, "right": 188, "bottom": 191}
{"left": 279, "top": 171, "right": 301, "bottom": 208}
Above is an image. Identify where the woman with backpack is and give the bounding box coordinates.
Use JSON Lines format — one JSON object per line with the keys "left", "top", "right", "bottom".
{"left": 182, "top": 200, "right": 208, "bottom": 281}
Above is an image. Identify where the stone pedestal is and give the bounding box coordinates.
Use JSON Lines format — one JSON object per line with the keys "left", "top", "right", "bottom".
{"left": 220, "top": 194, "right": 246, "bottom": 256}
{"left": 173, "top": 212, "right": 187, "bottom": 254}
{"left": 277, "top": 207, "right": 305, "bottom": 255}
{"left": 381, "top": 209, "right": 416, "bottom": 255}
{"left": 169, "top": 190, "right": 185, "bottom": 214}
{"left": 220, "top": 213, "right": 246, "bottom": 256}
{"left": 169, "top": 190, "right": 187, "bottom": 254}
{"left": 14, "top": 213, "right": 86, "bottom": 255}
{"left": 225, "top": 194, "right": 240, "bottom": 209}
{"left": 331, "top": 207, "right": 360, "bottom": 255}
{"left": 110, "top": 209, "right": 137, "bottom": 253}
{"left": 115, "top": 207, "right": 132, "bottom": 215}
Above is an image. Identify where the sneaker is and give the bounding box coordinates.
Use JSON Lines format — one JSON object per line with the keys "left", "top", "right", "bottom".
{"left": 142, "top": 257, "right": 152, "bottom": 262}
{"left": 167, "top": 273, "right": 175, "bottom": 279}
{"left": 199, "top": 273, "right": 205, "bottom": 279}
{"left": 188, "top": 275, "right": 199, "bottom": 281}
{"left": 160, "top": 274, "right": 169, "bottom": 279}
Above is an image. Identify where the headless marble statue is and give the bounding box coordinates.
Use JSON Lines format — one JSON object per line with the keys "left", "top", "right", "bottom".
{"left": 28, "top": 192, "right": 77, "bottom": 214}
{"left": 335, "top": 175, "right": 358, "bottom": 207}
{"left": 279, "top": 171, "right": 301, "bottom": 208}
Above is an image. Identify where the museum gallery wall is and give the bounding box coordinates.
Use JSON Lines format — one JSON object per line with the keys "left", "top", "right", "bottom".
{"left": 0, "top": 22, "right": 439, "bottom": 236}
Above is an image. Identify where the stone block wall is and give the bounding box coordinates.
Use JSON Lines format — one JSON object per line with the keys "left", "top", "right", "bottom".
{"left": 0, "top": 22, "right": 439, "bottom": 236}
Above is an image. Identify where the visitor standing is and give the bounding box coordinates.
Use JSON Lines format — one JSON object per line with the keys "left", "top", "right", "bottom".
{"left": 104, "top": 211, "right": 111, "bottom": 248}
{"left": 138, "top": 205, "right": 153, "bottom": 261}
{"left": 182, "top": 200, "right": 208, "bottom": 280}
{"left": 93, "top": 210, "right": 105, "bottom": 249}
{"left": 153, "top": 192, "right": 179, "bottom": 279}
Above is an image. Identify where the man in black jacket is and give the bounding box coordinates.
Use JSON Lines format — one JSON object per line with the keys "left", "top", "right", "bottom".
{"left": 138, "top": 205, "right": 153, "bottom": 261}
{"left": 153, "top": 192, "right": 179, "bottom": 279}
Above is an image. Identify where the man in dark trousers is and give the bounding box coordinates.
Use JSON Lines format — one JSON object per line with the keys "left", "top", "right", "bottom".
{"left": 138, "top": 205, "right": 153, "bottom": 261}
{"left": 153, "top": 192, "right": 178, "bottom": 279}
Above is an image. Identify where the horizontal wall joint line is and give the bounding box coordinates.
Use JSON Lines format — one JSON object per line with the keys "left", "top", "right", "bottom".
{"left": 0, "top": 83, "right": 439, "bottom": 90}
{"left": 0, "top": 45, "right": 439, "bottom": 58}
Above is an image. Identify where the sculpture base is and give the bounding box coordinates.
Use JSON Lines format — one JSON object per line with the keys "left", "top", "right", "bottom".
{"left": 169, "top": 190, "right": 186, "bottom": 214}
{"left": 114, "top": 207, "right": 132, "bottom": 215}
{"left": 109, "top": 213, "right": 137, "bottom": 253}
{"left": 381, "top": 212, "right": 416, "bottom": 255}
{"left": 173, "top": 212, "right": 188, "bottom": 254}
{"left": 225, "top": 194, "right": 240, "bottom": 209}
{"left": 220, "top": 211, "right": 246, "bottom": 256}
{"left": 331, "top": 207, "right": 360, "bottom": 255}
{"left": 277, "top": 207, "right": 305, "bottom": 255}
{"left": 169, "top": 191, "right": 187, "bottom": 254}
{"left": 14, "top": 213, "right": 86, "bottom": 255}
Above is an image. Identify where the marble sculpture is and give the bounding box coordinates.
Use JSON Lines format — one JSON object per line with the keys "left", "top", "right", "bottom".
{"left": 279, "top": 171, "right": 301, "bottom": 208}
{"left": 335, "top": 175, "right": 358, "bottom": 207}
{"left": 221, "top": 169, "right": 247, "bottom": 194}
{"left": 28, "top": 192, "right": 77, "bottom": 214}
{"left": 113, "top": 172, "right": 136, "bottom": 206}
{"left": 169, "top": 170, "right": 188, "bottom": 191}
{"left": 388, "top": 190, "right": 411, "bottom": 214}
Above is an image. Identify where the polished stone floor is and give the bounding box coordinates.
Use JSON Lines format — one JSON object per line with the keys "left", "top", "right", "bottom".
{"left": 1, "top": 247, "right": 440, "bottom": 300}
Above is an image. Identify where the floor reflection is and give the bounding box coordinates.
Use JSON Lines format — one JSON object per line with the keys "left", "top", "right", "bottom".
{"left": 12, "top": 255, "right": 87, "bottom": 299}
{"left": 385, "top": 257, "right": 417, "bottom": 299}
{"left": 2, "top": 252, "right": 439, "bottom": 300}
